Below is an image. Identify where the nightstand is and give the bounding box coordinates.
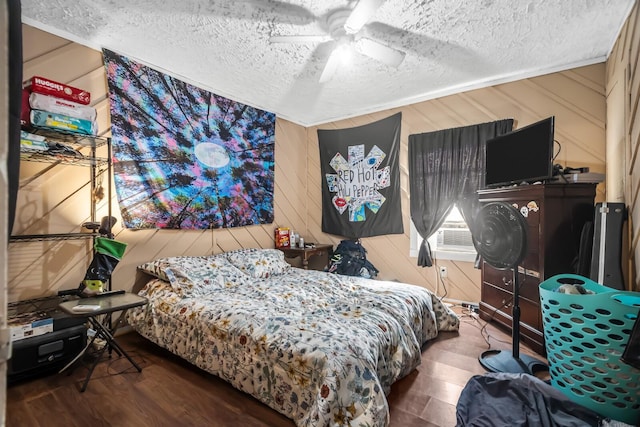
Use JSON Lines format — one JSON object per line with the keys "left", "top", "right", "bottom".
{"left": 278, "top": 244, "right": 333, "bottom": 270}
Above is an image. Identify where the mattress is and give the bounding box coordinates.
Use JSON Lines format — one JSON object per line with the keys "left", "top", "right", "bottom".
{"left": 127, "top": 249, "right": 460, "bottom": 426}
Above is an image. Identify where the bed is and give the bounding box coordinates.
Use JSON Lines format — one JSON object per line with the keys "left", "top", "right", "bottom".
{"left": 127, "top": 248, "right": 460, "bottom": 426}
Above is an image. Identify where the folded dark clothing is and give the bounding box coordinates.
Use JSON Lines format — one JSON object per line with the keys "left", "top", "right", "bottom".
{"left": 456, "top": 372, "right": 603, "bottom": 427}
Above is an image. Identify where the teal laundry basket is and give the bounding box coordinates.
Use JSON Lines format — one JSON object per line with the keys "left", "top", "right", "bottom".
{"left": 539, "top": 274, "right": 640, "bottom": 425}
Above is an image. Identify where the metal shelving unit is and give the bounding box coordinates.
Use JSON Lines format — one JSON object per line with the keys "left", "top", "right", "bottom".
{"left": 10, "top": 126, "right": 112, "bottom": 242}
{"left": 7, "top": 128, "right": 115, "bottom": 383}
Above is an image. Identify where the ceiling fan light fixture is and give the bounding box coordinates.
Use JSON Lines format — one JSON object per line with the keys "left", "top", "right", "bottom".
{"left": 335, "top": 43, "right": 352, "bottom": 64}
{"left": 269, "top": 1, "right": 406, "bottom": 83}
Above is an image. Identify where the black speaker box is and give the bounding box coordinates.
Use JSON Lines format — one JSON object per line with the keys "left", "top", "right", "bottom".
{"left": 8, "top": 324, "right": 87, "bottom": 383}
{"left": 589, "top": 202, "right": 626, "bottom": 290}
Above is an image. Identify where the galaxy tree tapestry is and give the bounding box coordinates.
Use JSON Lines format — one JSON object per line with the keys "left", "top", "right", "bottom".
{"left": 103, "top": 49, "right": 275, "bottom": 230}
{"left": 318, "top": 112, "right": 404, "bottom": 238}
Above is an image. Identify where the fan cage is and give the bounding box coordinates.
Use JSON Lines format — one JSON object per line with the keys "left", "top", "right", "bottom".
{"left": 539, "top": 274, "right": 640, "bottom": 425}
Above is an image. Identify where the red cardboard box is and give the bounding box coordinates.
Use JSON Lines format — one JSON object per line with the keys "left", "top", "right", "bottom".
{"left": 275, "top": 227, "right": 291, "bottom": 248}
{"left": 24, "top": 75, "right": 91, "bottom": 105}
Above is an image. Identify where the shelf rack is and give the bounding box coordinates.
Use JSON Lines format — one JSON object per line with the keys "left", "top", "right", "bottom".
{"left": 10, "top": 126, "right": 112, "bottom": 244}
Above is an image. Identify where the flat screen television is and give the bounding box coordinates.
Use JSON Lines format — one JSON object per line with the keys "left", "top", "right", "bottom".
{"left": 484, "top": 116, "right": 555, "bottom": 188}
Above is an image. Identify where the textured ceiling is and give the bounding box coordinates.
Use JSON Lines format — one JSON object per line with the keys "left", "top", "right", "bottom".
{"left": 21, "top": 0, "right": 635, "bottom": 126}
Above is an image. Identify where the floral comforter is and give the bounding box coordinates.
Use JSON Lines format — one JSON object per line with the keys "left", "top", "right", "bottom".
{"left": 128, "top": 249, "right": 459, "bottom": 427}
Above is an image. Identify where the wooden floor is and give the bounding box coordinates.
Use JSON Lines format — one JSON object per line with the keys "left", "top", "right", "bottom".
{"left": 6, "top": 307, "right": 547, "bottom": 427}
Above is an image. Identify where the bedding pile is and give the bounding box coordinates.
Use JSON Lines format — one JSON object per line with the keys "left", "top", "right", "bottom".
{"left": 128, "top": 248, "right": 459, "bottom": 426}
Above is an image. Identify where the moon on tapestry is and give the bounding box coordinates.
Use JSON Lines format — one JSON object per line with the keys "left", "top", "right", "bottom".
{"left": 194, "top": 142, "right": 230, "bottom": 169}
{"left": 103, "top": 49, "right": 275, "bottom": 230}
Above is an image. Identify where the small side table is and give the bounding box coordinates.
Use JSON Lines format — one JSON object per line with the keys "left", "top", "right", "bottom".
{"left": 278, "top": 244, "right": 333, "bottom": 270}
{"left": 58, "top": 292, "right": 148, "bottom": 392}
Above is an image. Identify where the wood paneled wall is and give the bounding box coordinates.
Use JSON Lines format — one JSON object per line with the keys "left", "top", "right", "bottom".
{"left": 10, "top": 25, "right": 308, "bottom": 302}
{"left": 607, "top": 2, "right": 640, "bottom": 291}
{"left": 306, "top": 66, "right": 607, "bottom": 302}
{"left": 9, "top": 24, "right": 609, "bottom": 303}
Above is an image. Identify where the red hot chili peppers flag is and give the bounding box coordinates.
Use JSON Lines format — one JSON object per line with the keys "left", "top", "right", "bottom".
{"left": 318, "top": 113, "right": 403, "bottom": 238}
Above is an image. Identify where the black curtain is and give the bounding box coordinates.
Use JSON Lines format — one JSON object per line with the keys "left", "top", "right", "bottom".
{"left": 7, "top": 0, "right": 22, "bottom": 241}
{"left": 408, "top": 119, "right": 514, "bottom": 267}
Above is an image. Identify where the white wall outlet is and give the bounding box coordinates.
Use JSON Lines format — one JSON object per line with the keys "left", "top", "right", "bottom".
{"left": 439, "top": 266, "right": 447, "bottom": 278}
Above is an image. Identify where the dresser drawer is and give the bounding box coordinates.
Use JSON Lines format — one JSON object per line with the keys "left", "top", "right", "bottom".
{"left": 482, "top": 264, "right": 541, "bottom": 303}
{"left": 481, "top": 283, "right": 540, "bottom": 330}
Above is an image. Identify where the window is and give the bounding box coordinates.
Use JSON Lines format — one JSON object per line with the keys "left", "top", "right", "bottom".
{"left": 410, "top": 206, "right": 477, "bottom": 262}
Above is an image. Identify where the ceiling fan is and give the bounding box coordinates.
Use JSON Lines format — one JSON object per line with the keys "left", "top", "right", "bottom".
{"left": 269, "top": 0, "right": 406, "bottom": 83}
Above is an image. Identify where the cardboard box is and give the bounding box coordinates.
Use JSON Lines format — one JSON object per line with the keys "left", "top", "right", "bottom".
{"left": 30, "top": 109, "right": 97, "bottom": 136}
{"left": 20, "top": 131, "right": 49, "bottom": 151}
{"left": 9, "top": 311, "right": 54, "bottom": 342}
{"left": 275, "top": 227, "right": 291, "bottom": 248}
{"left": 24, "top": 75, "right": 91, "bottom": 105}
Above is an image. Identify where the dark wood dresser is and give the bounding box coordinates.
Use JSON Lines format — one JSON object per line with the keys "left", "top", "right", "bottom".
{"left": 478, "top": 183, "right": 597, "bottom": 355}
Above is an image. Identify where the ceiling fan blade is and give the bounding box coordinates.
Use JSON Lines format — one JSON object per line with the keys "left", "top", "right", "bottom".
{"left": 355, "top": 37, "right": 405, "bottom": 67}
{"left": 344, "top": 0, "right": 385, "bottom": 34}
{"left": 319, "top": 46, "right": 344, "bottom": 83}
{"left": 365, "top": 22, "right": 485, "bottom": 68}
{"left": 270, "top": 35, "right": 331, "bottom": 43}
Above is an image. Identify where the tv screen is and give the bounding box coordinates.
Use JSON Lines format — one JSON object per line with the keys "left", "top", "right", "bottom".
{"left": 485, "top": 116, "right": 555, "bottom": 188}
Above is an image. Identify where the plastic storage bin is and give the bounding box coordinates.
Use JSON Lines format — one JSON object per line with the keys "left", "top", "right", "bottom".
{"left": 539, "top": 274, "right": 640, "bottom": 425}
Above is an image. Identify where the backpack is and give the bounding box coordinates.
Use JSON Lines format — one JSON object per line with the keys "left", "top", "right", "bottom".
{"left": 327, "top": 239, "right": 379, "bottom": 279}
